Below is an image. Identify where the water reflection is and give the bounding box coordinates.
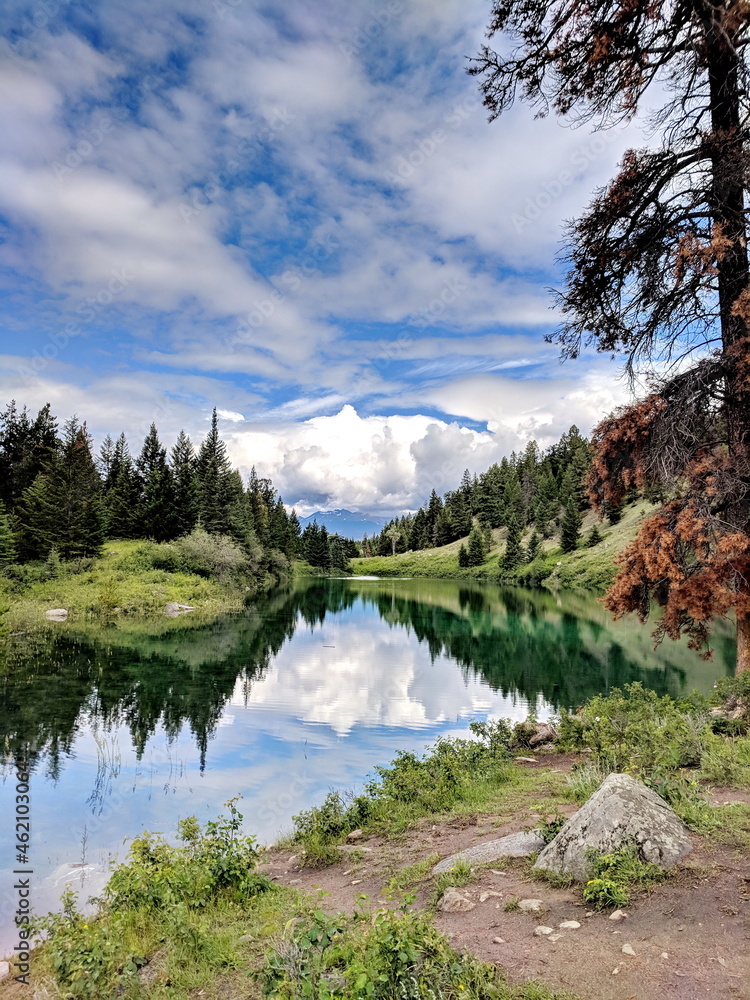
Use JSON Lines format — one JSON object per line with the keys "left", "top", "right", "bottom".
{"left": 0, "top": 577, "right": 734, "bottom": 955}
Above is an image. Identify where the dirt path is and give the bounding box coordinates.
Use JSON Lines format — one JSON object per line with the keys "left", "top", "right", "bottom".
{"left": 262, "top": 761, "right": 750, "bottom": 1000}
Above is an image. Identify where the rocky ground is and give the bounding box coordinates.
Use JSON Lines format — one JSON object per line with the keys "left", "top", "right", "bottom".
{"left": 262, "top": 755, "right": 750, "bottom": 1000}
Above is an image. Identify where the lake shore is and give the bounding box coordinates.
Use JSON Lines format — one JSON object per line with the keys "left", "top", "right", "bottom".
{"left": 3, "top": 680, "right": 747, "bottom": 1000}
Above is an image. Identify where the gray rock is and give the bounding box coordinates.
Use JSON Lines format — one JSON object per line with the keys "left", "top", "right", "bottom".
{"left": 432, "top": 830, "right": 545, "bottom": 874}
{"left": 163, "top": 602, "right": 195, "bottom": 617}
{"left": 437, "top": 887, "right": 475, "bottom": 912}
{"left": 518, "top": 898, "right": 544, "bottom": 912}
{"left": 532, "top": 773, "right": 691, "bottom": 882}
{"left": 534, "top": 925, "right": 554, "bottom": 936}
{"left": 45, "top": 608, "right": 68, "bottom": 620}
{"left": 529, "top": 722, "right": 558, "bottom": 747}
{"left": 558, "top": 920, "right": 580, "bottom": 929}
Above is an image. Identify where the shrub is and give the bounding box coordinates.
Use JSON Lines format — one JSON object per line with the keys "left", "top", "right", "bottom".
{"left": 153, "top": 528, "right": 249, "bottom": 581}
{"left": 582, "top": 843, "right": 667, "bottom": 910}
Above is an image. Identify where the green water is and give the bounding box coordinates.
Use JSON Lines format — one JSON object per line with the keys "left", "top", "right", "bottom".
{"left": 0, "top": 576, "right": 734, "bottom": 953}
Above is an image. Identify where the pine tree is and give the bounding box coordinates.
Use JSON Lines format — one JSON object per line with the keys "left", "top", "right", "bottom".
{"left": 195, "top": 409, "right": 233, "bottom": 534}
{"left": 501, "top": 513, "right": 523, "bottom": 570}
{"left": 458, "top": 543, "right": 469, "bottom": 568}
{"left": 560, "top": 495, "right": 582, "bottom": 553}
{"left": 0, "top": 501, "right": 16, "bottom": 569}
{"left": 136, "top": 424, "right": 174, "bottom": 541}
{"left": 170, "top": 430, "right": 199, "bottom": 537}
{"left": 524, "top": 530, "right": 542, "bottom": 564}
{"left": 466, "top": 525, "right": 487, "bottom": 566}
{"left": 104, "top": 435, "right": 140, "bottom": 538}
{"left": 20, "top": 418, "right": 104, "bottom": 559}
{"left": 586, "top": 524, "right": 603, "bottom": 548}
{"left": 288, "top": 509, "right": 302, "bottom": 557}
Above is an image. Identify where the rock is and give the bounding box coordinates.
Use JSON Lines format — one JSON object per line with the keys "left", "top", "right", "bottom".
{"left": 534, "top": 925, "right": 554, "bottom": 936}
{"left": 622, "top": 943, "right": 636, "bottom": 956}
{"left": 346, "top": 829, "right": 364, "bottom": 842}
{"left": 0, "top": 962, "right": 10, "bottom": 981}
{"left": 479, "top": 890, "right": 504, "bottom": 903}
{"left": 585, "top": 911, "right": 594, "bottom": 917}
{"left": 515, "top": 756, "right": 538, "bottom": 764}
{"left": 548, "top": 933, "right": 562, "bottom": 942}
{"left": 45, "top": 608, "right": 68, "bottom": 620}
{"left": 529, "top": 723, "right": 558, "bottom": 747}
{"left": 609, "top": 909, "right": 628, "bottom": 921}
{"left": 661, "top": 952, "right": 669, "bottom": 959}
{"left": 164, "top": 602, "right": 195, "bottom": 616}
{"left": 336, "top": 844, "right": 373, "bottom": 853}
{"left": 492, "top": 937, "right": 505, "bottom": 944}
{"left": 518, "top": 898, "right": 544, "bottom": 913}
{"left": 138, "top": 950, "right": 170, "bottom": 987}
{"left": 558, "top": 920, "right": 580, "bottom": 930}
{"left": 433, "top": 831, "right": 545, "bottom": 874}
{"left": 438, "top": 887, "right": 475, "bottom": 913}
{"left": 532, "top": 773, "right": 692, "bottom": 881}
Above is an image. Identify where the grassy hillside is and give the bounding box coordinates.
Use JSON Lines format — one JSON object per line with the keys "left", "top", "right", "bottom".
{"left": 350, "top": 501, "right": 657, "bottom": 593}
{"left": 0, "top": 537, "right": 283, "bottom": 633}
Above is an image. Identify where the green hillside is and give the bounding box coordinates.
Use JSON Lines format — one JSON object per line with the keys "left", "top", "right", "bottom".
{"left": 350, "top": 501, "right": 657, "bottom": 593}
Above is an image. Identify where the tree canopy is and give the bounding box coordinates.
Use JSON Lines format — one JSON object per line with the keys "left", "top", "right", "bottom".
{"left": 473, "top": 0, "right": 750, "bottom": 672}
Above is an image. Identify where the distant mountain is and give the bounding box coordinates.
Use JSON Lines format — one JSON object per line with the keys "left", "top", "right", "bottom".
{"left": 298, "top": 509, "right": 388, "bottom": 540}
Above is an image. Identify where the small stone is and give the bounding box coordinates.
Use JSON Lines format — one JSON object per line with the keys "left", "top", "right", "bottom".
{"left": 585, "top": 911, "right": 594, "bottom": 917}
{"left": 548, "top": 933, "right": 562, "bottom": 942}
{"left": 238, "top": 933, "right": 253, "bottom": 943}
{"left": 558, "top": 920, "right": 581, "bottom": 930}
{"left": 621, "top": 943, "right": 636, "bottom": 956}
{"left": 534, "top": 926, "right": 554, "bottom": 936}
{"left": 490, "top": 870, "right": 507, "bottom": 875}
{"left": 350, "top": 879, "right": 362, "bottom": 885}
{"left": 661, "top": 953, "right": 669, "bottom": 959}
{"left": 45, "top": 608, "right": 68, "bottom": 620}
{"left": 346, "top": 829, "right": 364, "bottom": 842}
{"left": 438, "top": 887, "right": 476, "bottom": 913}
{"left": 492, "top": 936, "right": 505, "bottom": 944}
{"left": 677, "top": 925, "right": 686, "bottom": 932}
{"left": 515, "top": 756, "right": 537, "bottom": 763}
{"left": 342, "top": 870, "right": 352, "bottom": 876}
{"left": 609, "top": 909, "right": 628, "bottom": 921}
{"left": 519, "top": 898, "right": 544, "bottom": 913}
{"left": 717, "top": 957, "right": 727, "bottom": 967}
{"left": 612, "top": 967, "right": 620, "bottom": 975}
{"left": 479, "top": 890, "right": 504, "bottom": 903}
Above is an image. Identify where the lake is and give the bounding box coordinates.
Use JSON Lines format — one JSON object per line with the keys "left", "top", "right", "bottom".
{"left": 0, "top": 576, "right": 734, "bottom": 954}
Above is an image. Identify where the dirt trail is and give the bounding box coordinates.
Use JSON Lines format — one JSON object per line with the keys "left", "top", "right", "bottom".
{"left": 262, "top": 761, "right": 750, "bottom": 1000}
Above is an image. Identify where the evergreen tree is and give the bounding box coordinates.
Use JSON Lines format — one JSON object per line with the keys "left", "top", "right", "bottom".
{"left": 501, "top": 512, "right": 523, "bottom": 570}
{"left": 586, "top": 523, "right": 603, "bottom": 548}
{"left": 0, "top": 501, "right": 16, "bottom": 569}
{"left": 20, "top": 418, "right": 104, "bottom": 559}
{"left": 136, "top": 424, "right": 175, "bottom": 541}
{"left": 524, "top": 530, "right": 542, "bottom": 564}
{"left": 104, "top": 434, "right": 140, "bottom": 538}
{"left": 466, "top": 525, "right": 487, "bottom": 566}
{"left": 170, "top": 430, "right": 199, "bottom": 537}
{"left": 534, "top": 472, "right": 559, "bottom": 538}
{"left": 288, "top": 509, "right": 302, "bottom": 557}
{"left": 0, "top": 401, "right": 58, "bottom": 510}
{"left": 330, "top": 535, "right": 349, "bottom": 571}
{"left": 247, "top": 467, "right": 272, "bottom": 546}
{"left": 195, "top": 409, "right": 233, "bottom": 534}
{"left": 457, "top": 543, "right": 469, "bottom": 568}
{"left": 560, "top": 494, "right": 583, "bottom": 553}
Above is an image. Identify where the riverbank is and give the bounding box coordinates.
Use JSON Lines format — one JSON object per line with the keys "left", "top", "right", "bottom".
{"left": 0, "top": 536, "right": 290, "bottom": 634}
{"left": 3, "top": 678, "right": 747, "bottom": 1000}
{"left": 350, "top": 502, "right": 656, "bottom": 594}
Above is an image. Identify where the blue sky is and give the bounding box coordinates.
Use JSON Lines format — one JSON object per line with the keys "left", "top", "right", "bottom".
{"left": 0, "top": 0, "right": 642, "bottom": 515}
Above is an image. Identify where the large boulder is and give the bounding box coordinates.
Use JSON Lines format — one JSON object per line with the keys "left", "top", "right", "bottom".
{"left": 532, "top": 772, "right": 691, "bottom": 881}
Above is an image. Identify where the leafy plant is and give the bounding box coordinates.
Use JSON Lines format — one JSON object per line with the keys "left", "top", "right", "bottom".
{"left": 582, "top": 843, "right": 667, "bottom": 910}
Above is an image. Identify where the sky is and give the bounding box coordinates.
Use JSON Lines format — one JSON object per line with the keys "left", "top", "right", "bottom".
{"left": 0, "top": 0, "right": 646, "bottom": 516}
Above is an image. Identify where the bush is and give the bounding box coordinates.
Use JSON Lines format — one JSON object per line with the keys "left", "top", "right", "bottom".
{"left": 291, "top": 720, "right": 513, "bottom": 860}
{"left": 153, "top": 528, "right": 249, "bottom": 581}
{"left": 582, "top": 843, "right": 667, "bottom": 909}
{"left": 262, "top": 898, "right": 505, "bottom": 999}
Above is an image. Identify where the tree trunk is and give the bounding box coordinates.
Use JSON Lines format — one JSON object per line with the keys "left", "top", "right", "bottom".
{"left": 736, "top": 612, "right": 750, "bottom": 675}
{"left": 704, "top": 3, "right": 750, "bottom": 673}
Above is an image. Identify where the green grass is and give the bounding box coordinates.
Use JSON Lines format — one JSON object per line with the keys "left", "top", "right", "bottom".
{"left": 351, "top": 501, "right": 658, "bottom": 594}
{"left": 0, "top": 538, "right": 272, "bottom": 631}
